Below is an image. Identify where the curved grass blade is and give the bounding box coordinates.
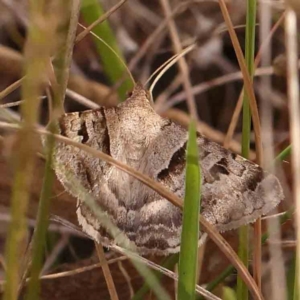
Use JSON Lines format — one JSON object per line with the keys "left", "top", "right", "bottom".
{"left": 275, "top": 144, "right": 292, "bottom": 162}
{"left": 177, "top": 120, "right": 201, "bottom": 299}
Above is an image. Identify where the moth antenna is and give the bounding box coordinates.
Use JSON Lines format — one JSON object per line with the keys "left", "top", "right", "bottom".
{"left": 78, "top": 23, "right": 135, "bottom": 86}
{"left": 145, "top": 54, "right": 181, "bottom": 87}
{"left": 146, "top": 43, "right": 196, "bottom": 98}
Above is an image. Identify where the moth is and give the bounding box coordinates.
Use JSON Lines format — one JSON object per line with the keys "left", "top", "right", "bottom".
{"left": 52, "top": 83, "right": 284, "bottom": 255}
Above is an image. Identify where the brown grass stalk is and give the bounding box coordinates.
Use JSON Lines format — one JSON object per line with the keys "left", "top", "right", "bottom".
{"left": 95, "top": 243, "right": 119, "bottom": 300}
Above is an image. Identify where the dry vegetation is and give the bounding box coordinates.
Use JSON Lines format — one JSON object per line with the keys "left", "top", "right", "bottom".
{"left": 0, "top": 0, "right": 298, "bottom": 299}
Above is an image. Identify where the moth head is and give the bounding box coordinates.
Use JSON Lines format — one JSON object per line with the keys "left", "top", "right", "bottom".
{"left": 126, "top": 83, "right": 153, "bottom": 107}
{"left": 113, "top": 84, "right": 166, "bottom": 151}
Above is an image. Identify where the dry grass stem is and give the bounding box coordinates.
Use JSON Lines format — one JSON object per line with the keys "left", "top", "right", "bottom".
{"left": 41, "top": 233, "right": 70, "bottom": 275}
{"left": 223, "top": 11, "right": 286, "bottom": 150}
{"left": 39, "top": 256, "right": 128, "bottom": 280}
{"left": 285, "top": 6, "right": 300, "bottom": 296}
{"left": 112, "top": 245, "right": 221, "bottom": 300}
{"left": 160, "top": 0, "right": 198, "bottom": 120}
{"left": 117, "top": 260, "right": 134, "bottom": 298}
{"left": 95, "top": 243, "right": 119, "bottom": 300}
{"left": 218, "top": 0, "right": 263, "bottom": 163}
{"left": 259, "top": 3, "right": 286, "bottom": 298}
{"left": 0, "top": 78, "right": 23, "bottom": 101}
{"left": 165, "top": 66, "right": 274, "bottom": 111}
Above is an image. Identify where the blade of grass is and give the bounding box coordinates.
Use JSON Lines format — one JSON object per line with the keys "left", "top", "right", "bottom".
{"left": 3, "top": 1, "right": 55, "bottom": 298}
{"left": 223, "top": 287, "right": 237, "bottom": 300}
{"left": 76, "top": 0, "right": 127, "bottom": 43}
{"left": 80, "top": 0, "right": 133, "bottom": 100}
{"left": 52, "top": 0, "right": 81, "bottom": 112}
{"left": 237, "top": 0, "right": 257, "bottom": 298}
{"left": 287, "top": 253, "right": 297, "bottom": 300}
{"left": 177, "top": 120, "right": 201, "bottom": 299}
{"left": 275, "top": 145, "right": 292, "bottom": 162}
{"left": 241, "top": 0, "right": 256, "bottom": 160}
{"left": 77, "top": 23, "right": 135, "bottom": 87}
{"left": 24, "top": 124, "right": 56, "bottom": 300}
{"left": 24, "top": 1, "right": 80, "bottom": 299}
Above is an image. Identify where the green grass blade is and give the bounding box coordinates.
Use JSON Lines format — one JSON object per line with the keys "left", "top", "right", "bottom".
{"left": 177, "top": 120, "right": 201, "bottom": 300}
{"left": 293, "top": 258, "right": 299, "bottom": 300}
{"left": 287, "top": 253, "right": 297, "bottom": 300}
{"left": 223, "top": 287, "right": 237, "bottom": 300}
{"left": 237, "top": 0, "right": 257, "bottom": 299}
{"left": 81, "top": 0, "right": 133, "bottom": 100}
{"left": 24, "top": 125, "right": 57, "bottom": 300}
{"left": 25, "top": 3, "right": 79, "bottom": 297}
{"left": 3, "top": 2, "right": 52, "bottom": 298}
{"left": 275, "top": 144, "right": 292, "bottom": 162}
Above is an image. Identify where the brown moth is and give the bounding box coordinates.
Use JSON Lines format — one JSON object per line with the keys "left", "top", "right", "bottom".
{"left": 52, "top": 83, "right": 284, "bottom": 255}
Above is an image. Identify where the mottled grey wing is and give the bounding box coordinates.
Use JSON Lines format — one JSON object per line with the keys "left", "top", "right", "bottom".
{"left": 52, "top": 84, "right": 284, "bottom": 256}
{"left": 135, "top": 130, "right": 284, "bottom": 255}
{"left": 156, "top": 133, "right": 284, "bottom": 231}
{"left": 197, "top": 135, "right": 284, "bottom": 231}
